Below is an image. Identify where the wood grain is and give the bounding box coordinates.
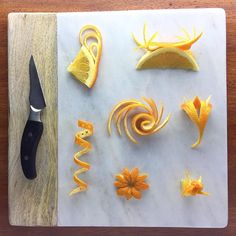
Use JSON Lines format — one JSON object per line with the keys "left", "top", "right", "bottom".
{"left": 0, "top": 0, "right": 236, "bottom": 235}
{"left": 8, "top": 13, "right": 57, "bottom": 226}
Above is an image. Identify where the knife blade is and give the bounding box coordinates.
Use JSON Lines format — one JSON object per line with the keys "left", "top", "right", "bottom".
{"left": 20, "top": 56, "right": 46, "bottom": 179}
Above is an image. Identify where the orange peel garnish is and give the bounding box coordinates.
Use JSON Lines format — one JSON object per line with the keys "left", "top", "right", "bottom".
{"left": 132, "top": 23, "right": 203, "bottom": 52}
{"left": 181, "top": 96, "right": 212, "bottom": 148}
{"left": 114, "top": 167, "right": 149, "bottom": 200}
{"left": 181, "top": 172, "right": 209, "bottom": 197}
{"left": 107, "top": 98, "right": 171, "bottom": 144}
{"left": 67, "top": 25, "right": 102, "bottom": 88}
{"left": 69, "top": 120, "right": 93, "bottom": 196}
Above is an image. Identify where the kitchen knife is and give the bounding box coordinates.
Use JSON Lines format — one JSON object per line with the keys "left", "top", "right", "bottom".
{"left": 20, "top": 56, "right": 46, "bottom": 179}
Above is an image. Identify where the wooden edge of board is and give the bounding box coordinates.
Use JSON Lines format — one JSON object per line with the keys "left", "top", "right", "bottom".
{"left": 8, "top": 13, "right": 58, "bottom": 226}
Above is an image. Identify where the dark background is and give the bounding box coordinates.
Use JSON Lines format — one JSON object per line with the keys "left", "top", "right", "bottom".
{"left": 0, "top": 0, "right": 235, "bottom": 235}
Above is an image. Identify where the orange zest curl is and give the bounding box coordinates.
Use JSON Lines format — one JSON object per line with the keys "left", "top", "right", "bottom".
{"left": 69, "top": 120, "right": 94, "bottom": 196}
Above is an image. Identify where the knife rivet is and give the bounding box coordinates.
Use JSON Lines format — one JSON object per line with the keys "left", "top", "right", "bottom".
{"left": 24, "top": 155, "right": 29, "bottom": 161}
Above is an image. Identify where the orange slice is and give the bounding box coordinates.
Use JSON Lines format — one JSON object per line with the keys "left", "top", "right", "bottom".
{"left": 136, "top": 47, "right": 199, "bottom": 71}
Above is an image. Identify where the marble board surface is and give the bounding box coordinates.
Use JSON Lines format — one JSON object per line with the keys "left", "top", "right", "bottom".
{"left": 57, "top": 9, "right": 227, "bottom": 227}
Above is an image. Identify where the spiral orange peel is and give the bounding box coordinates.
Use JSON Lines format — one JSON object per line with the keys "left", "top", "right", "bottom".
{"left": 181, "top": 172, "right": 209, "bottom": 197}
{"left": 108, "top": 97, "right": 171, "bottom": 144}
{"left": 181, "top": 96, "right": 212, "bottom": 148}
{"left": 69, "top": 120, "right": 93, "bottom": 196}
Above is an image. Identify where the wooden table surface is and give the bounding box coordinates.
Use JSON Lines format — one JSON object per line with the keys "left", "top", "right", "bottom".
{"left": 0, "top": 0, "right": 235, "bottom": 235}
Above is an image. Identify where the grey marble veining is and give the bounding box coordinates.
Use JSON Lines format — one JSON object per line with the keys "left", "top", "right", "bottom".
{"left": 57, "top": 9, "right": 227, "bottom": 227}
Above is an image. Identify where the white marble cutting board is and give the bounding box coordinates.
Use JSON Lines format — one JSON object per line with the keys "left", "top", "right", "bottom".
{"left": 57, "top": 9, "right": 227, "bottom": 227}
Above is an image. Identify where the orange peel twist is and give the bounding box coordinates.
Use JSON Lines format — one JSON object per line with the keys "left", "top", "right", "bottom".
{"left": 69, "top": 120, "right": 94, "bottom": 196}
{"left": 108, "top": 97, "right": 171, "bottom": 144}
{"left": 181, "top": 172, "right": 209, "bottom": 197}
{"left": 181, "top": 96, "right": 212, "bottom": 148}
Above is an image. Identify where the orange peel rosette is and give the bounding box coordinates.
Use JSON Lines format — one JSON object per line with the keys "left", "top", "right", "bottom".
{"left": 181, "top": 172, "right": 209, "bottom": 197}
{"left": 107, "top": 97, "right": 171, "bottom": 144}
{"left": 114, "top": 167, "right": 149, "bottom": 200}
{"left": 181, "top": 96, "right": 212, "bottom": 148}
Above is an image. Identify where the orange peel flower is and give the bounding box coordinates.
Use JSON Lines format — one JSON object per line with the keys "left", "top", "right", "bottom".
{"left": 181, "top": 172, "right": 209, "bottom": 197}
{"left": 108, "top": 97, "right": 171, "bottom": 144}
{"left": 181, "top": 96, "right": 212, "bottom": 148}
{"left": 114, "top": 167, "right": 149, "bottom": 200}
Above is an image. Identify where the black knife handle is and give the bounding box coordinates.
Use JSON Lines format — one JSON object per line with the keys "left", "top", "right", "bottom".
{"left": 20, "top": 120, "right": 43, "bottom": 179}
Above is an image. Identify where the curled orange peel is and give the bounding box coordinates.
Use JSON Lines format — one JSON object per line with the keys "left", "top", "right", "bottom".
{"left": 132, "top": 23, "right": 203, "bottom": 52}
{"left": 181, "top": 96, "right": 212, "bottom": 148}
{"left": 107, "top": 98, "right": 171, "bottom": 144}
{"left": 67, "top": 25, "right": 102, "bottom": 88}
{"left": 181, "top": 172, "right": 209, "bottom": 197}
{"left": 114, "top": 167, "right": 149, "bottom": 200}
{"left": 69, "top": 120, "right": 93, "bottom": 196}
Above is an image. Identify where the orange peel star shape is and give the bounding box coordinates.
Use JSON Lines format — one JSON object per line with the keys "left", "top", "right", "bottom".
{"left": 181, "top": 96, "right": 212, "bottom": 148}
{"left": 114, "top": 167, "right": 149, "bottom": 200}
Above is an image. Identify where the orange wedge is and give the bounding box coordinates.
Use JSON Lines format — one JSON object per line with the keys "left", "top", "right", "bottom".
{"left": 67, "top": 25, "right": 102, "bottom": 88}
{"left": 136, "top": 47, "right": 199, "bottom": 71}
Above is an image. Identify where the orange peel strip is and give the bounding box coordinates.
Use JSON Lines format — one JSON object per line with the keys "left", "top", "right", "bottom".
{"left": 69, "top": 120, "right": 94, "bottom": 196}
{"left": 107, "top": 97, "right": 171, "bottom": 144}
{"left": 132, "top": 24, "right": 203, "bottom": 52}
{"left": 181, "top": 172, "right": 209, "bottom": 197}
{"left": 79, "top": 25, "right": 102, "bottom": 63}
{"left": 181, "top": 96, "right": 212, "bottom": 148}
